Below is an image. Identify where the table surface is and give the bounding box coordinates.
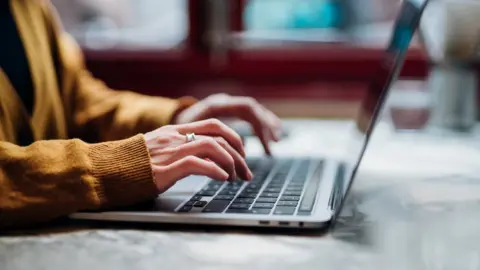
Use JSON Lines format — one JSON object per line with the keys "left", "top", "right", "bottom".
{"left": 2, "top": 119, "right": 480, "bottom": 270}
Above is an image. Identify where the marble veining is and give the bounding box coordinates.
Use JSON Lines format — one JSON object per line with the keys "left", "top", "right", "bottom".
{"left": 1, "top": 120, "right": 480, "bottom": 270}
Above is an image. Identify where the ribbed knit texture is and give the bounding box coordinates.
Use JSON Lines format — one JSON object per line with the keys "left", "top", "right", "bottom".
{"left": 88, "top": 135, "right": 158, "bottom": 207}
{"left": 0, "top": 1, "right": 196, "bottom": 229}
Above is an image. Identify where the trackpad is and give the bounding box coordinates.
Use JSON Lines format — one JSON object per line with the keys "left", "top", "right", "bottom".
{"left": 154, "top": 197, "right": 186, "bottom": 212}
{"left": 155, "top": 175, "right": 208, "bottom": 212}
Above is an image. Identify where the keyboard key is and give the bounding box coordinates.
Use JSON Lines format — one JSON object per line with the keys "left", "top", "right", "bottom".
{"left": 206, "top": 182, "right": 223, "bottom": 190}
{"left": 250, "top": 180, "right": 263, "bottom": 185}
{"left": 253, "top": 203, "right": 275, "bottom": 209}
{"left": 252, "top": 173, "right": 269, "bottom": 181}
{"left": 225, "top": 182, "right": 243, "bottom": 189}
{"left": 223, "top": 185, "right": 241, "bottom": 191}
{"left": 229, "top": 203, "right": 251, "bottom": 210}
{"left": 226, "top": 209, "right": 271, "bottom": 215}
{"left": 291, "top": 168, "right": 309, "bottom": 182}
{"left": 202, "top": 200, "right": 230, "bottom": 213}
{"left": 193, "top": 201, "right": 208, "bottom": 207}
{"left": 270, "top": 179, "right": 286, "bottom": 184}
{"left": 256, "top": 197, "right": 277, "bottom": 203}
{"left": 267, "top": 183, "right": 284, "bottom": 188}
{"left": 260, "top": 192, "right": 280, "bottom": 198}
{"left": 238, "top": 192, "right": 258, "bottom": 198}
{"left": 226, "top": 209, "right": 249, "bottom": 214}
{"left": 270, "top": 176, "right": 286, "bottom": 182}
{"left": 191, "top": 195, "right": 202, "bottom": 201}
{"left": 285, "top": 186, "right": 304, "bottom": 191}
{"left": 184, "top": 201, "right": 195, "bottom": 206}
{"left": 196, "top": 190, "right": 217, "bottom": 197}
{"left": 246, "top": 184, "right": 260, "bottom": 189}
{"left": 243, "top": 188, "right": 261, "bottom": 193}
{"left": 264, "top": 188, "right": 282, "bottom": 193}
{"left": 274, "top": 206, "right": 296, "bottom": 215}
{"left": 290, "top": 178, "right": 307, "bottom": 183}
{"left": 215, "top": 195, "right": 235, "bottom": 201}
{"left": 178, "top": 205, "right": 192, "bottom": 212}
{"left": 283, "top": 190, "right": 303, "bottom": 196}
{"left": 252, "top": 172, "right": 268, "bottom": 179}
{"left": 219, "top": 190, "right": 237, "bottom": 196}
{"left": 234, "top": 198, "right": 255, "bottom": 204}
{"left": 277, "top": 201, "right": 298, "bottom": 207}
{"left": 252, "top": 209, "right": 271, "bottom": 214}
{"left": 280, "top": 196, "right": 300, "bottom": 201}
{"left": 288, "top": 182, "right": 305, "bottom": 187}
{"left": 298, "top": 162, "right": 323, "bottom": 215}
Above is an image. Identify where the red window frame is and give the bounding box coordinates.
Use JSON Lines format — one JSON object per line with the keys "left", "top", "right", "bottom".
{"left": 83, "top": 0, "right": 429, "bottom": 101}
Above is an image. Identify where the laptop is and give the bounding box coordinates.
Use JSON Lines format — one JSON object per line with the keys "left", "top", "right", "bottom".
{"left": 70, "top": 0, "right": 430, "bottom": 229}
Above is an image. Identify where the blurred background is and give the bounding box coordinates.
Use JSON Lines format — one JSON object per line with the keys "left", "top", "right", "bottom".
{"left": 49, "top": 0, "right": 479, "bottom": 131}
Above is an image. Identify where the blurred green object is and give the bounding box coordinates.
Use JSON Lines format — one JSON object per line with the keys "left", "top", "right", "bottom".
{"left": 245, "top": 0, "right": 341, "bottom": 30}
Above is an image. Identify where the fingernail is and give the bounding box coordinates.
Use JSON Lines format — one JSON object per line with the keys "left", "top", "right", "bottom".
{"left": 247, "top": 170, "right": 253, "bottom": 180}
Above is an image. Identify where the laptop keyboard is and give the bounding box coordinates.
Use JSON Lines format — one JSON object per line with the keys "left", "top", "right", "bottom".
{"left": 177, "top": 158, "right": 324, "bottom": 216}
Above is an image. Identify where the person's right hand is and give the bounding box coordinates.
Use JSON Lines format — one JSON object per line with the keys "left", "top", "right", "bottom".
{"left": 143, "top": 119, "right": 253, "bottom": 193}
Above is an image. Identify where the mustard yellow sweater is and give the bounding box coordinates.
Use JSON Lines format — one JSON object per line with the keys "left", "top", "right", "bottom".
{"left": 0, "top": 1, "right": 195, "bottom": 229}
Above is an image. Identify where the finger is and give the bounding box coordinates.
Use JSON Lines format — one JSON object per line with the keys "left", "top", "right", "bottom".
{"left": 193, "top": 97, "right": 279, "bottom": 152}
{"left": 208, "top": 136, "right": 253, "bottom": 181}
{"left": 233, "top": 99, "right": 274, "bottom": 154}
{"left": 165, "top": 137, "right": 237, "bottom": 180}
{"left": 262, "top": 106, "right": 283, "bottom": 141}
{"left": 176, "top": 119, "right": 245, "bottom": 157}
{"left": 197, "top": 98, "right": 275, "bottom": 155}
{"left": 161, "top": 156, "right": 229, "bottom": 185}
{"left": 257, "top": 127, "right": 272, "bottom": 156}
{"left": 255, "top": 105, "right": 279, "bottom": 143}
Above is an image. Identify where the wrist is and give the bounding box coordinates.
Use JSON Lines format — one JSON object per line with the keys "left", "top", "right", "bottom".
{"left": 90, "top": 135, "right": 159, "bottom": 206}
{"left": 142, "top": 133, "right": 161, "bottom": 191}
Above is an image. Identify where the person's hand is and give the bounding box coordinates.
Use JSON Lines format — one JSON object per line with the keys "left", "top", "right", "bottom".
{"left": 144, "top": 119, "right": 253, "bottom": 193}
{"left": 174, "top": 94, "right": 282, "bottom": 155}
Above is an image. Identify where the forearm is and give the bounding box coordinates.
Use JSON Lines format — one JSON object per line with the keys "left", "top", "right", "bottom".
{"left": 49, "top": 20, "right": 195, "bottom": 141}
{"left": 0, "top": 135, "right": 157, "bottom": 229}
{"left": 67, "top": 68, "right": 197, "bottom": 142}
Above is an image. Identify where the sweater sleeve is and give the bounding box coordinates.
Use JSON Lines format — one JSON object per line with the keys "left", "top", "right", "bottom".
{"left": 0, "top": 135, "right": 157, "bottom": 229}
{"left": 0, "top": 2, "right": 197, "bottom": 229}
{"left": 43, "top": 3, "right": 196, "bottom": 142}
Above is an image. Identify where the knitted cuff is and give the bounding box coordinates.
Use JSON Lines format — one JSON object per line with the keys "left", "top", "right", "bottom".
{"left": 88, "top": 134, "right": 157, "bottom": 208}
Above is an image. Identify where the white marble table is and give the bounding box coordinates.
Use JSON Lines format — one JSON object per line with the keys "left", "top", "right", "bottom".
{"left": 1, "top": 119, "right": 480, "bottom": 270}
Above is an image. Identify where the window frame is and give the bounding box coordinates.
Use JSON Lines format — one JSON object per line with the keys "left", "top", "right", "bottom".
{"left": 82, "top": 0, "right": 429, "bottom": 101}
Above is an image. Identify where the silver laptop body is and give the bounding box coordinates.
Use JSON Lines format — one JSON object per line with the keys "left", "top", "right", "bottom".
{"left": 70, "top": 0, "right": 430, "bottom": 229}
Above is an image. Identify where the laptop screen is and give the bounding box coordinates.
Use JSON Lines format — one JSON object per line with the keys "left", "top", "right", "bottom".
{"left": 332, "top": 0, "right": 430, "bottom": 222}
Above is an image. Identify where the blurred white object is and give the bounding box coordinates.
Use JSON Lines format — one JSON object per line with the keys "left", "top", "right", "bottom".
{"left": 52, "top": 0, "right": 187, "bottom": 49}
{"left": 420, "top": 0, "right": 479, "bottom": 132}
{"left": 428, "top": 65, "right": 478, "bottom": 132}
{"left": 421, "top": 0, "right": 480, "bottom": 62}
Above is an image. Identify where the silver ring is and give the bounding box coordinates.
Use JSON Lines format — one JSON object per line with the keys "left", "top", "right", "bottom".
{"left": 185, "top": 133, "right": 196, "bottom": 143}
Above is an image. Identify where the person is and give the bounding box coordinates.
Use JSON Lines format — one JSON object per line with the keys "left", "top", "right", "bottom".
{"left": 0, "top": 0, "right": 281, "bottom": 229}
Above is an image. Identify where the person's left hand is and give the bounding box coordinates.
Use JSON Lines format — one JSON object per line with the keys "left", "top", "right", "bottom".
{"left": 173, "top": 94, "right": 282, "bottom": 155}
